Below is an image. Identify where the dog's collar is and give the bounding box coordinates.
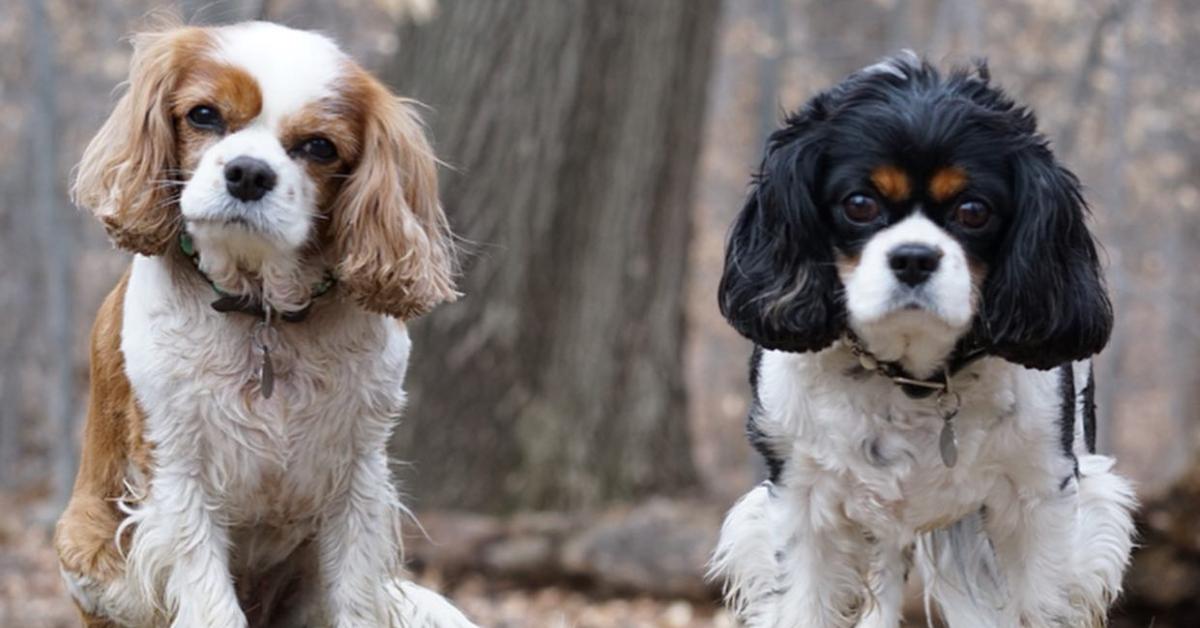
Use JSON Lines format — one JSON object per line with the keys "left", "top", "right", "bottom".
{"left": 842, "top": 332, "right": 985, "bottom": 467}
{"left": 842, "top": 332, "right": 988, "bottom": 399}
{"left": 179, "top": 232, "right": 335, "bottom": 323}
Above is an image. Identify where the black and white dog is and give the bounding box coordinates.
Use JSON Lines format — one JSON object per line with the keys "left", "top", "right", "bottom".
{"left": 710, "top": 53, "right": 1136, "bottom": 627}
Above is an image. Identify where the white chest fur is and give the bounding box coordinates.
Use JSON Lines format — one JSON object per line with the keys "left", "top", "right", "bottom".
{"left": 121, "top": 255, "right": 409, "bottom": 529}
{"left": 757, "top": 348, "right": 1071, "bottom": 542}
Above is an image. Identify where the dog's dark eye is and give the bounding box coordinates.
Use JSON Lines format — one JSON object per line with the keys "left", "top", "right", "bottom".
{"left": 295, "top": 137, "right": 338, "bottom": 163}
{"left": 842, "top": 194, "right": 881, "bottom": 224}
{"left": 186, "top": 105, "right": 224, "bottom": 131}
{"left": 953, "top": 200, "right": 991, "bottom": 229}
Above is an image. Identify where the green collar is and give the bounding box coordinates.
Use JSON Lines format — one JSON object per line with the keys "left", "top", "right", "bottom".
{"left": 180, "top": 232, "right": 336, "bottom": 322}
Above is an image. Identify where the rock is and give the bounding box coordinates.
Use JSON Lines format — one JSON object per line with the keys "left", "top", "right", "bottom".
{"left": 559, "top": 498, "right": 721, "bottom": 599}
{"left": 403, "top": 511, "right": 505, "bottom": 577}
{"left": 404, "top": 500, "right": 723, "bottom": 600}
{"left": 482, "top": 535, "right": 557, "bottom": 579}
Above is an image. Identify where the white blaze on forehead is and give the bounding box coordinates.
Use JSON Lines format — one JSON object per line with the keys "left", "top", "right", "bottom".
{"left": 213, "top": 22, "right": 346, "bottom": 128}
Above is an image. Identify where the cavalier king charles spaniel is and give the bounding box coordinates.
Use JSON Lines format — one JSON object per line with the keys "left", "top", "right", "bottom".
{"left": 710, "top": 53, "right": 1136, "bottom": 627}
{"left": 54, "top": 22, "right": 474, "bottom": 628}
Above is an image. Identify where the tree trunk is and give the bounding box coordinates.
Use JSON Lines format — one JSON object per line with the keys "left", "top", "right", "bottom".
{"left": 384, "top": 0, "right": 719, "bottom": 512}
{"left": 27, "top": 0, "right": 76, "bottom": 513}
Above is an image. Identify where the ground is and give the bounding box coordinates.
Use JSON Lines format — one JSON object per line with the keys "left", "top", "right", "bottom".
{"left": 0, "top": 494, "right": 733, "bottom": 628}
{"left": 1, "top": 492, "right": 1164, "bottom": 627}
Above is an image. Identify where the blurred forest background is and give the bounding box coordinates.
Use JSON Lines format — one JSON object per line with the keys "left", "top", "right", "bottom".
{"left": 2, "top": 0, "right": 1199, "bottom": 625}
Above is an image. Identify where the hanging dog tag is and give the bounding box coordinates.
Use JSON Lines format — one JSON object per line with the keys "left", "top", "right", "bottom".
{"left": 260, "top": 346, "right": 275, "bottom": 399}
{"left": 254, "top": 305, "right": 278, "bottom": 399}
{"left": 936, "top": 387, "right": 961, "bottom": 468}
{"left": 939, "top": 416, "right": 958, "bottom": 467}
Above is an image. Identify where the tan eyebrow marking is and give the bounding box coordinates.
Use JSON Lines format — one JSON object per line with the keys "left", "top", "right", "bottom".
{"left": 176, "top": 62, "right": 263, "bottom": 130}
{"left": 870, "top": 165, "right": 911, "bottom": 202}
{"left": 930, "top": 166, "right": 968, "bottom": 202}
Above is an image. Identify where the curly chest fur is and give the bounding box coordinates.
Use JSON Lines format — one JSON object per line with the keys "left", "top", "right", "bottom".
{"left": 757, "top": 349, "right": 1069, "bottom": 539}
{"left": 121, "top": 257, "right": 410, "bottom": 524}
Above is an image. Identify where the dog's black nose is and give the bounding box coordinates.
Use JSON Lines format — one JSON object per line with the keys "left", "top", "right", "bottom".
{"left": 224, "top": 156, "right": 277, "bottom": 202}
{"left": 888, "top": 243, "right": 942, "bottom": 286}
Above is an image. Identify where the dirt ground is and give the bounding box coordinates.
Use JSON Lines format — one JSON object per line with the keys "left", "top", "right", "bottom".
{"left": 0, "top": 494, "right": 733, "bottom": 628}
{"left": 0, "top": 494, "right": 1173, "bottom": 627}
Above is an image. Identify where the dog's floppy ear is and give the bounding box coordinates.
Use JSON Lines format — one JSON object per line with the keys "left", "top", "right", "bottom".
{"left": 73, "top": 28, "right": 201, "bottom": 256}
{"left": 981, "top": 145, "right": 1112, "bottom": 369}
{"left": 332, "top": 74, "right": 458, "bottom": 320}
{"left": 718, "top": 99, "right": 844, "bottom": 352}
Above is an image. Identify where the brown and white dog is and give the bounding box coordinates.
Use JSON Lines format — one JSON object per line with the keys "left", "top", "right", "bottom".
{"left": 55, "top": 21, "right": 474, "bottom": 628}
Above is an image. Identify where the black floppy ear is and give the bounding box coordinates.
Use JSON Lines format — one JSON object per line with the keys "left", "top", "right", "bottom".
{"left": 982, "top": 146, "right": 1113, "bottom": 369}
{"left": 718, "top": 103, "right": 844, "bottom": 352}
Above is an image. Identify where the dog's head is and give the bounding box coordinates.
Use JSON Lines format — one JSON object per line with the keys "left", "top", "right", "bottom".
{"left": 74, "top": 21, "right": 456, "bottom": 319}
{"left": 719, "top": 53, "right": 1111, "bottom": 374}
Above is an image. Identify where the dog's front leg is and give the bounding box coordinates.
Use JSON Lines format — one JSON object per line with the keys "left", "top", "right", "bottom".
{"left": 770, "top": 498, "right": 868, "bottom": 628}
{"left": 127, "top": 471, "right": 246, "bottom": 628}
{"left": 318, "top": 449, "right": 407, "bottom": 628}
{"left": 857, "top": 542, "right": 910, "bottom": 628}
{"left": 985, "top": 488, "right": 1080, "bottom": 627}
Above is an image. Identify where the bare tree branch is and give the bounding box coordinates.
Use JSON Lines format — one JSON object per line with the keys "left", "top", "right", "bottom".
{"left": 1058, "top": 0, "right": 1132, "bottom": 157}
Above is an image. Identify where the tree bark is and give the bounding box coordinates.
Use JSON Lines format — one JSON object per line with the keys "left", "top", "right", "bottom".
{"left": 27, "top": 0, "right": 77, "bottom": 513}
{"left": 384, "top": 0, "right": 719, "bottom": 512}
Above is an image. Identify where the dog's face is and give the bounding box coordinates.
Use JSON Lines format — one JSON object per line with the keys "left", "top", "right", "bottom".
{"left": 173, "top": 24, "right": 351, "bottom": 257}
{"left": 719, "top": 54, "right": 1112, "bottom": 373}
{"left": 74, "top": 22, "right": 456, "bottom": 318}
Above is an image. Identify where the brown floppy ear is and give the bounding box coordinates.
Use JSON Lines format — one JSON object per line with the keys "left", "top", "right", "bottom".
{"left": 333, "top": 77, "right": 458, "bottom": 319}
{"left": 72, "top": 28, "right": 203, "bottom": 256}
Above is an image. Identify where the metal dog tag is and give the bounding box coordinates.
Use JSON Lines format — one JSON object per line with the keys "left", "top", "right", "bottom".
{"left": 939, "top": 416, "right": 958, "bottom": 467}
{"left": 936, "top": 387, "right": 961, "bottom": 468}
{"left": 260, "top": 346, "right": 275, "bottom": 399}
{"left": 254, "top": 305, "right": 278, "bottom": 399}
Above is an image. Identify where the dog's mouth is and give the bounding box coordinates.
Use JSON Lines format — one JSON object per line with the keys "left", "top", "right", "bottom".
{"left": 184, "top": 207, "right": 273, "bottom": 239}
{"left": 860, "top": 291, "right": 968, "bottom": 342}
{"left": 188, "top": 215, "right": 256, "bottom": 230}
{"left": 885, "top": 289, "right": 941, "bottom": 316}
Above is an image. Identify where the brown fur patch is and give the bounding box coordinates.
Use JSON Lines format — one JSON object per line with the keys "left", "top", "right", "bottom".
{"left": 835, "top": 251, "right": 861, "bottom": 282}
{"left": 174, "top": 63, "right": 262, "bottom": 132}
{"left": 325, "top": 63, "right": 459, "bottom": 320}
{"left": 73, "top": 27, "right": 213, "bottom": 256}
{"left": 173, "top": 62, "right": 263, "bottom": 174}
{"left": 55, "top": 271, "right": 152, "bottom": 593}
{"left": 870, "top": 165, "right": 911, "bottom": 202}
{"left": 929, "top": 166, "right": 968, "bottom": 202}
{"left": 278, "top": 100, "right": 363, "bottom": 210}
